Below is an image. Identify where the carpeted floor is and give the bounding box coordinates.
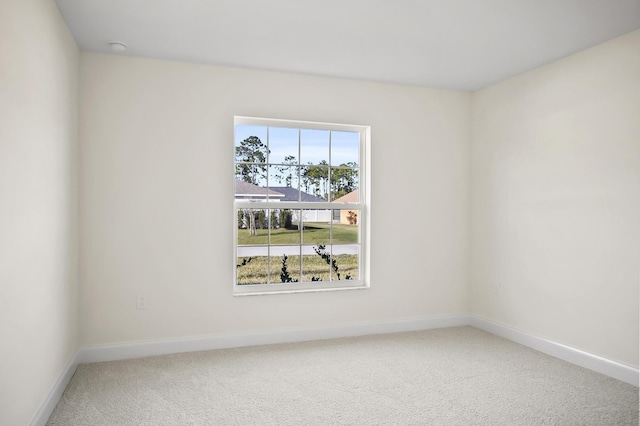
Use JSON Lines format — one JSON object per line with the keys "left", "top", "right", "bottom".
{"left": 47, "top": 326, "right": 638, "bottom": 425}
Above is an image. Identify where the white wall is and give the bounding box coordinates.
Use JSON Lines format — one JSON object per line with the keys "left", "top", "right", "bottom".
{"left": 79, "top": 53, "right": 471, "bottom": 346}
{"left": 0, "top": 0, "right": 79, "bottom": 424}
{"left": 471, "top": 30, "right": 640, "bottom": 367}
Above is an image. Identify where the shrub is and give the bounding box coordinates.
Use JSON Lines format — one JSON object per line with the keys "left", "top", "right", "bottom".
{"left": 280, "top": 255, "right": 298, "bottom": 282}
{"left": 280, "top": 209, "right": 293, "bottom": 229}
{"left": 238, "top": 210, "right": 245, "bottom": 229}
{"left": 257, "top": 210, "right": 266, "bottom": 229}
{"left": 347, "top": 210, "right": 358, "bottom": 225}
{"left": 314, "top": 244, "right": 352, "bottom": 280}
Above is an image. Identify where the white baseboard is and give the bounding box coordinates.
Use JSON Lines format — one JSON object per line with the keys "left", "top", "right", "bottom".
{"left": 76, "top": 314, "right": 638, "bottom": 387}
{"left": 77, "top": 313, "right": 470, "bottom": 364}
{"left": 29, "top": 350, "right": 80, "bottom": 426}
{"left": 32, "top": 313, "right": 638, "bottom": 425}
{"left": 469, "top": 314, "right": 639, "bottom": 387}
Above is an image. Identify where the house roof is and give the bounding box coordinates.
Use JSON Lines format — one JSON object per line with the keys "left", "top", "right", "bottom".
{"left": 235, "top": 180, "right": 284, "bottom": 198}
{"left": 332, "top": 189, "right": 359, "bottom": 203}
{"left": 268, "top": 187, "right": 326, "bottom": 203}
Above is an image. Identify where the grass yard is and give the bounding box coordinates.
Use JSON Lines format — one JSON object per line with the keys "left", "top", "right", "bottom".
{"left": 236, "top": 254, "right": 358, "bottom": 284}
{"left": 237, "top": 222, "right": 357, "bottom": 246}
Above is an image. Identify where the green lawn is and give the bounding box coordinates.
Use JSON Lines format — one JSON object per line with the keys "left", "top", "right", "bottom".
{"left": 236, "top": 254, "right": 358, "bottom": 285}
{"left": 237, "top": 222, "right": 357, "bottom": 245}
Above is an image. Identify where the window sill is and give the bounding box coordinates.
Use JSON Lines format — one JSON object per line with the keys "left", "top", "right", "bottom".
{"left": 233, "top": 281, "right": 369, "bottom": 296}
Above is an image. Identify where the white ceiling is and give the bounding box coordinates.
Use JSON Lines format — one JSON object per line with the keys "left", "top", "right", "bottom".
{"left": 55, "top": 0, "right": 640, "bottom": 91}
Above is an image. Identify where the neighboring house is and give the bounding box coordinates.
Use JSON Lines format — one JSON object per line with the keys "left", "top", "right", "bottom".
{"left": 269, "top": 186, "right": 331, "bottom": 223}
{"left": 332, "top": 189, "right": 359, "bottom": 225}
{"left": 235, "top": 179, "right": 285, "bottom": 201}
{"left": 235, "top": 180, "right": 285, "bottom": 230}
{"left": 235, "top": 182, "right": 362, "bottom": 224}
{"left": 235, "top": 181, "right": 332, "bottom": 224}
{"left": 268, "top": 186, "right": 326, "bottom": 203}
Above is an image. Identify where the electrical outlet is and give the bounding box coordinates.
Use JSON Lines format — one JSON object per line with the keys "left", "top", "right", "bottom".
{"left": 136, "top": 296, "right": 146, "bottom": 309}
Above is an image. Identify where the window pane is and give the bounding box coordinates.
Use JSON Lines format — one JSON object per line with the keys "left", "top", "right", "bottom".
{"left": 309, "top": 244, "right": 358, "bottom": 281}
{"left": 235, "top": 179, "right": 270, "bottom": 201}
{"left": 301, "top": 165, "right": 329, "bottom": 200}
{"left": 330, "top": 168, "right": 358, "bottom": 202}
{"left": 331, "top": 130, "right": 359, "bottom": 166}
{"left": 332, "top": 252, "right": 359, "bottom": 281}
{"left": 237, "top": 208, "right": 270, "bottom": 245}
{"left": 235, "top": 164, "right": 267, "bottom": 187}
{"left": 236, "top": 247, "right": 268, "bottom": 285}
{"left": 271, "top": 248, "right": 301, "bottom": 283}
{"left": 235, "top": 125, "right": 267, "bottom": 150}
{"left": 235, "top": 126, "right": 269, "bottom": 187}
{"left": 333, "top": 209, "right": 360, "bottom": 232}
{"left": 267, "top": 165, "right": 299, "bottom": 198}
{"left": 301, "top": 215, "right": 331, "bottom": 245}
{"left": 302, "top": 251, "right": 331, "bottom": 282}
{"left": 268, "top": 127, "right": 299, "bottom": 165}
{"left": 269, "top": 209, "right": 300, "bottom": 245}
{"left": 300, "top": 129, "right": 329, "bottom": 165}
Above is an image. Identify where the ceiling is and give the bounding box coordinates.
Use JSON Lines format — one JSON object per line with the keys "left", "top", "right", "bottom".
{"left": 55, "top": 0, "right": 640, "bottom": 91}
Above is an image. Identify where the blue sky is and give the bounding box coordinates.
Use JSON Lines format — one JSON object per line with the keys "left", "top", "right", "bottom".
{"left": 235, "top": 124, "right": 359, "bottom": 166}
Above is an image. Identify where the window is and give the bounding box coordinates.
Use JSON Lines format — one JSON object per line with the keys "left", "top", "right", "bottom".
{"left": 234, "top": 116, "right": 369, "bottom": 295}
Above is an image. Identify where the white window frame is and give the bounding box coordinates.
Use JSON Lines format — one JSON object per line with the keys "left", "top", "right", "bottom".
{"left": 233, "top": 116, "right": 370, "bottom": 296}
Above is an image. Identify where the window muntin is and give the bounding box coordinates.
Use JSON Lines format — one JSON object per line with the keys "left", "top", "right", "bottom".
{"left": 234, "top": 117, "right": 368, "bottom": 295}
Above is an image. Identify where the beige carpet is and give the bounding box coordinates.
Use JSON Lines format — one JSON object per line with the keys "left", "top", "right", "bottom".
{"left": 47, "top": 327, "right": 638, "bottom": 425}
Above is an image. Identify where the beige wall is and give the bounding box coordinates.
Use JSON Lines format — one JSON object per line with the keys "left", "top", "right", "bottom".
{"left": 79, "top": 53, "right": 471, "bottom": 346}
{"left": 471, "top": 30, "right": 640, "bottom": 366}
{"left": 0, "top": 0, "right": 79, "bottom": 424}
